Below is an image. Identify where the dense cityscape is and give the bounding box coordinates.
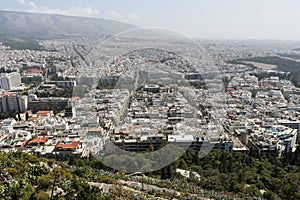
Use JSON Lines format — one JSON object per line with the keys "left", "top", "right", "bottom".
{"left": 0, "top": 2, "right": 300, "bottom": 199}
{"left": 0, "top": 33, "right": 299, "bottom": 199}
{"left": 0, "top": 37, "right": 299, "bottom": 159}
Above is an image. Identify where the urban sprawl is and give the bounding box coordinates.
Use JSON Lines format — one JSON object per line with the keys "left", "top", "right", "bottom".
{"left": 0, "top": 37, "right": 299, "bottom": 160}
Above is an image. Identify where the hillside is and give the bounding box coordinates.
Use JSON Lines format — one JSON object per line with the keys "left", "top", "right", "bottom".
{"left": 0, "top": 10, "right": 137, "bottom": 49}
{"left": 1, "top": 149, "right": 299, "bottom": 199}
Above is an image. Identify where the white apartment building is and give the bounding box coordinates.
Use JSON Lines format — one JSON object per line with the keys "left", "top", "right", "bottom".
{"left": 0, "top": 72, "right": 22, "bottom": 90}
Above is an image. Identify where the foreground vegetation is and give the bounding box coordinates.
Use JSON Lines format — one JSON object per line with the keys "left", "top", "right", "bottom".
{"left": 176, "top": 149, "right": 300, "bottom": 199}
{"left": 0, "top": 148, "right": 299, "bottom": 199}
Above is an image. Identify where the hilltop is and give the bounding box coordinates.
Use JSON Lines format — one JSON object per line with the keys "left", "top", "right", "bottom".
{"left": 0, "top": 10, "right": 137, "bottom": 49}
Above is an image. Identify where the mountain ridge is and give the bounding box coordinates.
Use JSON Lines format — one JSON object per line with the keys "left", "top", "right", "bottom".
{"left": 0, "top": 10, "right": 137, "bottom": 49}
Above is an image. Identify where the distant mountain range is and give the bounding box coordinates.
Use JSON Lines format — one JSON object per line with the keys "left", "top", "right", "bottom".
{"left": 0, "top": 10, "right": 137, "bottom": 49}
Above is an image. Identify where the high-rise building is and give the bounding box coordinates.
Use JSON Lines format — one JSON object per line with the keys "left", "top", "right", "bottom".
{"left": 0, "top": 92, "right": 28, "bottom": 112}
{"left": 0, "top": 72, "right": 22, "bottom": 90}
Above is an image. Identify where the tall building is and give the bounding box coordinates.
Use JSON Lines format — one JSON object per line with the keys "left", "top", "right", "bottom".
{"left": 0, "top": 92, "right": 28, "bottom": 112}
{"left": 0, "top": 72, "right": 22, "bottom": 90}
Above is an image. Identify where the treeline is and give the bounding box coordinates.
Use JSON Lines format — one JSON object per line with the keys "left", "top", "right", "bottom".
{"left": 1, "top": 148, "right": 299, "bottom": 199}
{"left": 234, "top": 56, "right": 300, "bottom": 87}
{"left": 172, "top": 149, "right": 300, "bottom": 199}
{"left": 87, "top": 148, "right": 300, "bottom": 199}
{"left": 278, "top": 53, "right": 300, "bottom": 60}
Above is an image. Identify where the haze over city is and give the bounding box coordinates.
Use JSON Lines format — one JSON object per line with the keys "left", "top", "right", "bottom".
{"left": 1, "top": 0, "right": 300, "bottom": 40}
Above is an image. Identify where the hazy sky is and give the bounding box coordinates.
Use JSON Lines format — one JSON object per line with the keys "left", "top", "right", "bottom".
{"left": 1, "top": 0, "right": 300, "bottom": 40}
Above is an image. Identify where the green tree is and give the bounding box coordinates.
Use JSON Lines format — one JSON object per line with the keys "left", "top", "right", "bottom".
{"left": 19, "top": 184, "right": 36, "bottom": 200}
{"left": 37, "top": 175, "right": 52, "bottom": 190}
{"left": 25, "top": 112, "right": 29, "bottom": 121}
{"left": 32, "top": 191, "right": 50, "bottom": 200}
